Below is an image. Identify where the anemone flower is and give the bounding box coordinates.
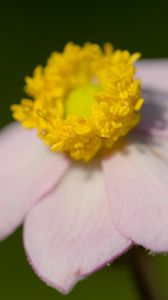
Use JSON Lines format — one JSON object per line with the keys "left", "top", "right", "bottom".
{"left": 0, "top": 43, "right": 168, "bottom": 294}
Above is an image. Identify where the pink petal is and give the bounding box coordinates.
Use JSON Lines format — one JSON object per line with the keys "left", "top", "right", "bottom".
{"left": 137, "top": 60, "right": 168, "bottom": 92}
{"left": 136, "top": 60, "right": 168, "bottom": 137}
{"left": 102, "top": 132, "right": 168, "bottom": 252}
{"left": 24, "top": 161, "right": 131, "bottom": 294}
{"left": 0, "top": 123, "right": 70, "bottom": 240}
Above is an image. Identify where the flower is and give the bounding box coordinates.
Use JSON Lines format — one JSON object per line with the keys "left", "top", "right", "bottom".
{"left": 0, "top": 43, "right": 168, "bottom": 294}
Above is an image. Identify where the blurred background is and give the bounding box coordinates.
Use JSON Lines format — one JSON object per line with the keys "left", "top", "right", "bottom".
{"left": 0, "top": 1, "right": 168, "bottom": 299}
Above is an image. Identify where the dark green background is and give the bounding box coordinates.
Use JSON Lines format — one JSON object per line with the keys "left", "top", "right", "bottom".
{"left": 0, "top": 1, "right": 168, "bottom": 299}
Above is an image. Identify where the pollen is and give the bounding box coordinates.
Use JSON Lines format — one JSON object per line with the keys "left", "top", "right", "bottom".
{"left": 11, "top": 42, "right": 143, "bottom": 161}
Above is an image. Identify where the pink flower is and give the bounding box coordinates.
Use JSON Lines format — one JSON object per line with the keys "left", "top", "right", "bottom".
{"left": 0, "top": 57, "right": 168, "bottom": 293}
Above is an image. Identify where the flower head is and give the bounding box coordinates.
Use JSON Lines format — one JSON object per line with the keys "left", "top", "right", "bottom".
{"left": 11, "top": 43, "right": 143, "bottom": 161}
{"left": 0, "top": 43, "right": 168, "bottom": 294}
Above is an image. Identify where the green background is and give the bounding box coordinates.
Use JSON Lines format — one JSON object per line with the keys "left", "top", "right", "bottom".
{"left": 0, "top": 1, "right": 168, "bottom": 299}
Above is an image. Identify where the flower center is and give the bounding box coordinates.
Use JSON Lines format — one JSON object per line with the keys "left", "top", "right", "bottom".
{"left": 11, "top": 42, "right": 143, "bottom": 162}
{"left": 64, "top": 84, "right": 101, "bottom": 118}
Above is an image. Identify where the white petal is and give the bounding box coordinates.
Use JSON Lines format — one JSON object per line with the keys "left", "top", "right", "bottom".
{"left": 136, "top": 60, "right": 168, "bottom": 137}
{"left": 0, "top": 123, "right": 70, "bottom": 239}
{"left": 102, "top": 133, "right": 168, "bottom": 252}
{"left": 24, "top": 161, "right": 131, "bottom": 293}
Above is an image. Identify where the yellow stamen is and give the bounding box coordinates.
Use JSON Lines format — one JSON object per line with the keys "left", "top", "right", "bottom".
{"left": 11, "top": 42, "right": 143, "bottom": 162}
